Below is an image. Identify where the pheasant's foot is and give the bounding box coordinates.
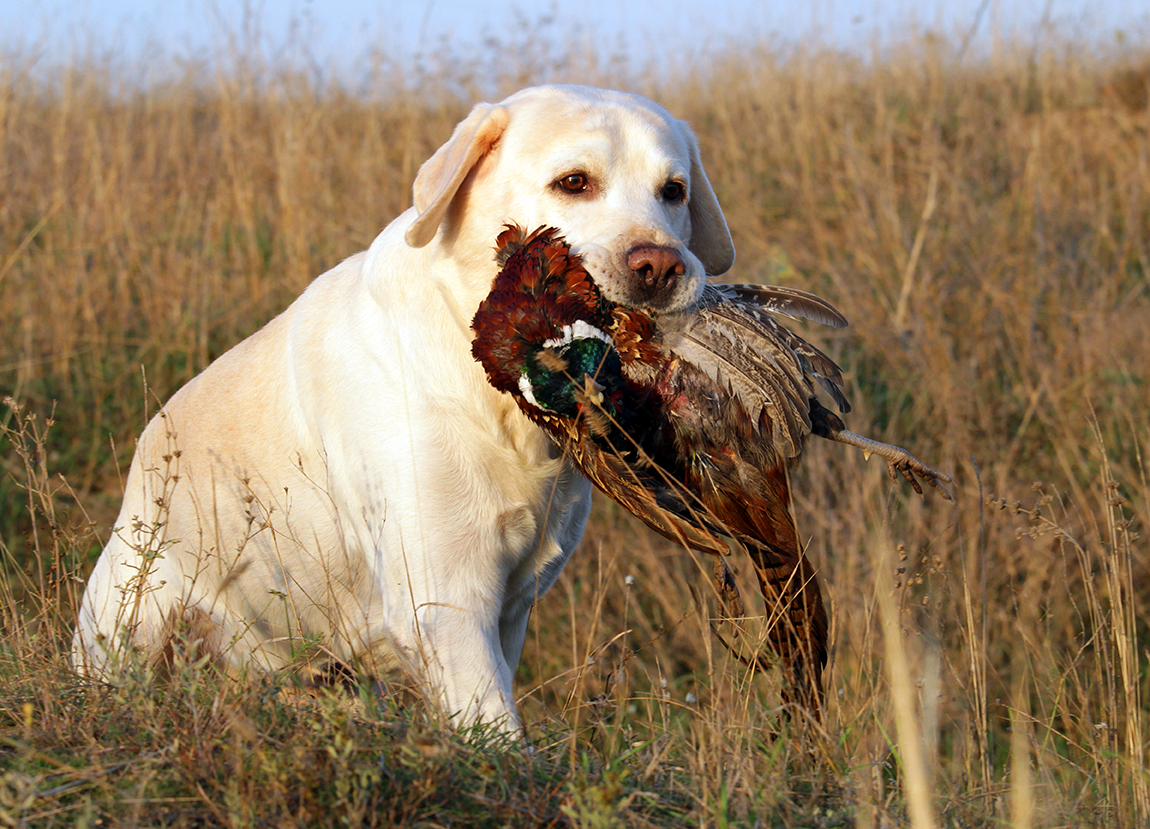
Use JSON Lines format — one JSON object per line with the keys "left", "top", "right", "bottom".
{"left": 829, "top": 429, "right": 955, "bottom": 501}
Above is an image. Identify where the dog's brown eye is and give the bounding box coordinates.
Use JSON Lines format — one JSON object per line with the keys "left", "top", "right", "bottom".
{"left": 556, "top": 173, "right": 589, "bottom": 194}
{"left": 661, "top": 181, "right": 686, "bottom": 202}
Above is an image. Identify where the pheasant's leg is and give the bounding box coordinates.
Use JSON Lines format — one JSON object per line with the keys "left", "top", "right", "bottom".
{"left": 826, "top": 428, "right": 954, "bottom": 500}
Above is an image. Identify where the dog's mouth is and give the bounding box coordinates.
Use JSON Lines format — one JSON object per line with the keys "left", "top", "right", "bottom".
{"left": 573, "top": 241, "right": 703, "bottom": 315}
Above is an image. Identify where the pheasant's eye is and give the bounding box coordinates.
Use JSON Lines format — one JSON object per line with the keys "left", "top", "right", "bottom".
{"left": 554, "top": 173, "right": 590, "bottom": 195}
{"left": 661, "top": 180, "right": 686, "bottom": 203}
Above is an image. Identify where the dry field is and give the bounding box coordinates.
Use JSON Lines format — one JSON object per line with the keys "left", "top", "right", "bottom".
{"left": 1, "top": 29, "right": 1148, "bottom": 828}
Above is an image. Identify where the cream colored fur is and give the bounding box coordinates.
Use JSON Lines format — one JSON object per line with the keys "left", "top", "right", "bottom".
{"left": 73, "top": 85, "right": 733, "bottom": 733}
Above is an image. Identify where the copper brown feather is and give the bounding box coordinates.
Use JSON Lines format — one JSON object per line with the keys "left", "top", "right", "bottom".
{"left": 471, "top": 224, "right": 953, "bottom": 718}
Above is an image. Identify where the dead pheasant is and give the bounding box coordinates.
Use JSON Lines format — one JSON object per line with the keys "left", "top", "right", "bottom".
{"left": 471, "top": 224, "right": 952, "bottom": 716}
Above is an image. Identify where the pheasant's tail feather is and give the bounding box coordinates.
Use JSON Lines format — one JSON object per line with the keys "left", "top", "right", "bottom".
{"left": 571, "top": 429, "right": 731, "bottom": 557}
{"left": 712, "top": 557, "right": 746, "bottom": 619}
{"left": 708, "top": 541, "right": 827, "bottom": 717}
{"left": 749, "top": 544, "right": 828, "bottom": 715}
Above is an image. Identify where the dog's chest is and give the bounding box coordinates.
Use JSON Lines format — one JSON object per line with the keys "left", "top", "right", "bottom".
{"left": 498, "top": 458, "right": 592, "bottom": 605}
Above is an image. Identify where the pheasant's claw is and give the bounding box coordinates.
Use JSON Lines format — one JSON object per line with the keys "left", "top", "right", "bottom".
{"left": 890, "top": 460, "right": 925, "bottom": 495}
{"left": 892, "top": 456, "right": 954, "bottom": 501}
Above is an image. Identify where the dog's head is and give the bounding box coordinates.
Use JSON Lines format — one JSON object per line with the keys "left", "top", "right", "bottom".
{"left": 404, "top": 85, "right": 734, "bottom": 315}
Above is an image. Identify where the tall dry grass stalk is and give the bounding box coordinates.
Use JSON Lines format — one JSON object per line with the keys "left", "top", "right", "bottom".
{"left": 877, "top": 535, "right": 937, "bottom": 829}
{"left": 1, "top": 27, "right": 1148, "bottom": 827}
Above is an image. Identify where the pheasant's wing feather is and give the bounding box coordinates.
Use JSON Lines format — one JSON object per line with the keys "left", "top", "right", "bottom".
{"left": 714, "top": 283, "right": 848, "bottom": 329}
{"left": 681, "top": 285, "right": 851, "bottom": 418}
{"left": 718, "top": 288, "right": 850, "bottom": 410}
{"left": 670, "top": 306, "right": 815, "bottom": 460}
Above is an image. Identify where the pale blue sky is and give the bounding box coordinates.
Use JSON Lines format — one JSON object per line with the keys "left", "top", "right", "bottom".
{"left": 2, "top": 0, "right": 1146, "bottom": 83}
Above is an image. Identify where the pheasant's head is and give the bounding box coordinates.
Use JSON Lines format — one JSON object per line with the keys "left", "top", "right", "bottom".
{"left": 472, "top": 225, "right": 628, "bottom": 426}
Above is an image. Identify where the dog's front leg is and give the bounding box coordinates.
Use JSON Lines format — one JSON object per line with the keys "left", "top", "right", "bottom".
{"left": 411, "top": 605, "right": 521, "bottom": 734}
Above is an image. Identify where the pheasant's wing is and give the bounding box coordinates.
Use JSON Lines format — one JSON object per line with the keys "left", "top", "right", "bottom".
{"left": 700, "top": 284, "right": 850, "bottom": 409}
{"left": 667, "top": 313, "right": 810, "bottom": 461}
{"left": 667, "top": 284, "right": 851, "bottom": 459}
{"left": 713, "top": 287, "right": 850, "bottom": 410}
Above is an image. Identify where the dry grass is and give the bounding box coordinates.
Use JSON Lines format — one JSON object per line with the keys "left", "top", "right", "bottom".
{"left": 1, "top": 26, "right": 1149, "bottom": 827}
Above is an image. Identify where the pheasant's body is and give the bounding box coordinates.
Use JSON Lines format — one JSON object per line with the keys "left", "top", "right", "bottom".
{"left": 472, "top": 225, "right": 951, "bottom": 714}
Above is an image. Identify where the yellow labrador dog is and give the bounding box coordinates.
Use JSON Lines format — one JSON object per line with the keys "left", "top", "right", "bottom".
{"left": 73, "top": 85, "right": 734, "bottom": 732}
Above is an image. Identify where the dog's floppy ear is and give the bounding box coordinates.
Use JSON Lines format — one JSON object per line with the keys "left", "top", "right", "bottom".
{"left": 405, "top": 103, "right": 511, "bottom": 248}
{"left": 681, "top": 123, "right": 735, "bottom": 276}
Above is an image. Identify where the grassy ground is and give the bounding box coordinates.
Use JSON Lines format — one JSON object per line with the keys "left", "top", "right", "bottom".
{"left": 1, "top": 28, "right": 1149, "bottom": 827}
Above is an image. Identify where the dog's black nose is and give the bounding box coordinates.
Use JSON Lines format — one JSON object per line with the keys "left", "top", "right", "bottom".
{"left": 628, "top": 245, "right": 685, "bottom": 296}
